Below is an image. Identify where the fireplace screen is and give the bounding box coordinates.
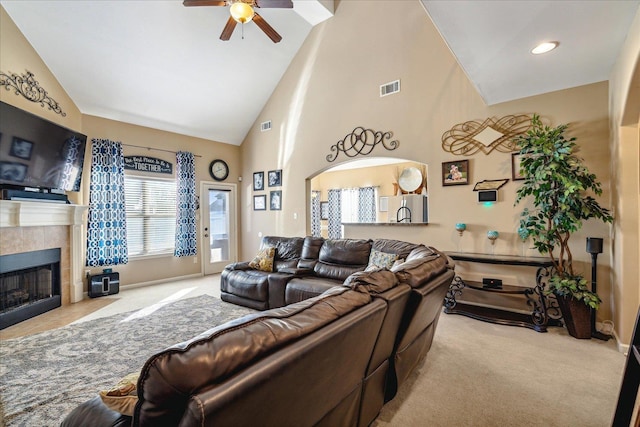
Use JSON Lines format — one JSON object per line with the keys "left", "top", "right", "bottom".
{"left": 0, "top": 248, "right": 61, "bottom": 329}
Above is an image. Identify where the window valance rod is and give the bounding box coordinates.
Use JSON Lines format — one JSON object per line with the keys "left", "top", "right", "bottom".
{"left": 121, "top": 143, "right": 202, "bottom": 158}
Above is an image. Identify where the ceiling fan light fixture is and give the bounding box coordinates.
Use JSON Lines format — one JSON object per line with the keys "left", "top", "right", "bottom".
{"left": 230, "top": 2, "right": 255, "bottom": 24}
{"left": 531, "top": 41, "right": 558, "bottom": 55}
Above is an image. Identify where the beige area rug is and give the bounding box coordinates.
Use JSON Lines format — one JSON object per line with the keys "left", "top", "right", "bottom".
{"left": 375, "top": 313, "right": 626, "bottom": 427}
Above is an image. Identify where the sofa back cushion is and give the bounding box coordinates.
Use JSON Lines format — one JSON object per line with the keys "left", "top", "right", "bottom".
{"left": 134, "top": 286, "right": 371, "bottom": 426}
{"left": 261, "top": 236, "right": 304, "bottom": 271}
{"left": 314, "top": 239, "right": 372, "bottom": 281}
{"left": 298, "top": 236, "right": 325, "bottom": 269}
{"left": 372, "top": 239, "right": 418, "bottom": 260}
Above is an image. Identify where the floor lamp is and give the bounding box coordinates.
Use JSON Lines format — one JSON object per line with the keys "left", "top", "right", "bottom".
{"left": 586, "top": 237, "right": 610, "bottom": 341}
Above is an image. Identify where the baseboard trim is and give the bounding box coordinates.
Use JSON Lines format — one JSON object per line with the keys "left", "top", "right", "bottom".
{"left": 120, "top": 273, "right": 204, "bottom": 290}
{"left": 81, "top": 273, "right": 205, "bottom": 300}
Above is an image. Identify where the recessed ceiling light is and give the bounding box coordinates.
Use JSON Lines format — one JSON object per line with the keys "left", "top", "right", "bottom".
{"left": 531, "top": 42, "right": 559, "bottom": 55}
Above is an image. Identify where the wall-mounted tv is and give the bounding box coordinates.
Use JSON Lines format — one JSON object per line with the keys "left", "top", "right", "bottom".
{"left": 0, "top": 101, "right": 87, "bottom": 192}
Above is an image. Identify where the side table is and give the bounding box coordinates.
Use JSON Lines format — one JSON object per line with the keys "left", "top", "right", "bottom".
{"left": 443, "top": 252, "right": 563, "bottom": 332}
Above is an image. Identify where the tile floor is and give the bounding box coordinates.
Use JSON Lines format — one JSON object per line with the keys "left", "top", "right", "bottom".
{"left": 0, "top": 275, "right": 220, "bottom": 340}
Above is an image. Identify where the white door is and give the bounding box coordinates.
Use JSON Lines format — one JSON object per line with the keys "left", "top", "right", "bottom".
{"left": 201, "top": 182, "right": 237, "bottom": 274}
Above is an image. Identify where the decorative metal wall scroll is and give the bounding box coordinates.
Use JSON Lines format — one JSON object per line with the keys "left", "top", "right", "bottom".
{"left": 0, "top": 70, "right": 66, "bottom": 116}
{"left": 326, "top": 126, "right": 399, "bottom": 162}
{"left": 441, "top": 114, "right": 532, "bottom": 155}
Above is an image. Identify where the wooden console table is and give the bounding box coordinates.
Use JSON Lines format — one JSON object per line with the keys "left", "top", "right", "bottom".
{"left": 443, "top": 252, "right": 562, "bottom": 332}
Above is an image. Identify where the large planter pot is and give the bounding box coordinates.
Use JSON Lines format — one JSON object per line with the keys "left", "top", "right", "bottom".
{"left": 556, "top": 295, "right": 592, "bottom": 339}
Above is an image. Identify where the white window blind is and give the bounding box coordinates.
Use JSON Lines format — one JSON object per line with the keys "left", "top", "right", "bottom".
{"left": 124, "top": 176, "right": 176, "bottom": 257}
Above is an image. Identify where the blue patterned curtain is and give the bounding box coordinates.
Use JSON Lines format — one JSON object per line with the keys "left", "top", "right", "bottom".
{"left": 311, "top": 190, "right": 321, "bottom": 237}
{"left": 174, "top": 151, "right": 197, "bottom": 257}
{"left": 86, "top": 139, "right": 128, "bottom": 267}
{"left": 358, "top": 186, "right": 377, "bottom": 223}
{"left": 327, "top": 189, "right": 342, "bottom": 239}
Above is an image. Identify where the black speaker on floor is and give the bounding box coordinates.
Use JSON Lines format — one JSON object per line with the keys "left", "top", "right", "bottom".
{"left": 89, "top": 272, "right": 119, "bottom": 298}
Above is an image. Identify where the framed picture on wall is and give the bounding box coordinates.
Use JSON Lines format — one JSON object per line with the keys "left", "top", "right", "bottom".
{"left": 10, "top": 137, "right": 34, "bottom": 160}
{"left": 511, "top": 152, "right": 525, "bottom": 181}
{"left": 253, "top": 195, "right": 266, "bottom": 211}
{"left": 268, "top": 169, "right": 282, "bottom": 187}
{"left": 442, "top": 160, "right": 469, "bottom": 186}
{"left": 270, "top": 190, "right": 282, "bottom": 210}
{"left": 253, "top": 171, "right": 264, "bottom": 191}
{"left": 320, "top": 201, "right": 328, "bottom": 220}
{"left": 0, "top": 161, "right": 28, "bottom": 182}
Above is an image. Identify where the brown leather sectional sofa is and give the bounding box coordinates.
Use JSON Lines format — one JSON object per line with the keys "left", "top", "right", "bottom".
{"left": 62, "top": 237, "right": 454, "bottom": 427}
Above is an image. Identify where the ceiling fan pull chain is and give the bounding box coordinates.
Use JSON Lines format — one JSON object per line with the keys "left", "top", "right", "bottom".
{"left": 241, "top": 22, "right": 244, "bottom": 39}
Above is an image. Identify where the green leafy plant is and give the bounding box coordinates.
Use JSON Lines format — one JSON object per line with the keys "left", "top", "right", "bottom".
{"left": 514, "top": 114, "right": 613, "bottom": 309}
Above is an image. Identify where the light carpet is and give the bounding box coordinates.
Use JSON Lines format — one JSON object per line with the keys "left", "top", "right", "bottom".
{"left": 0, "top": 295, "right": 253, "bottom": 427}
{"left": 0, "top": 296, "right": 626, "bottom": 427}
{"left": 375, "top": 313, "right": 626, "bottom": 427}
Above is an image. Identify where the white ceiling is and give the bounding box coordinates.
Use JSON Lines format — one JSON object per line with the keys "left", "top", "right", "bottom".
{"left": 2, "top": 1, "right": 638, "bottom": 146}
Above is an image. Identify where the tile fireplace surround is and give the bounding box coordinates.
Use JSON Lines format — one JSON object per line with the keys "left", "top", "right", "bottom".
{"left": 0, "top": 200, "right": 88, "bottom": 305}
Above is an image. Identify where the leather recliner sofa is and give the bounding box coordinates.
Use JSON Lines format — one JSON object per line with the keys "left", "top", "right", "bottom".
{"left": 221, "top": 236, "right": 455, "bottom": 420}
{"left": 62, "top": 237, "right": 454, "bottom": 426}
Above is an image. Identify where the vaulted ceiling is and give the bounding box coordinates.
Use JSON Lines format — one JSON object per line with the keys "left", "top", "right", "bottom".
{"left": 2, "top": 1, "right": 638, "bottom": 146}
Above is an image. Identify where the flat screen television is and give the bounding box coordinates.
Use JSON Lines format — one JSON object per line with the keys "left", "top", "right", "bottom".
{"left": 0, "top": 101, "right": 87, "bottom": 192}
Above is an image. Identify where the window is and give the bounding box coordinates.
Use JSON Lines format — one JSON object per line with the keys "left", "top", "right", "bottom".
{"left": 124, "top": 176, "right": 176, "bottom": 257}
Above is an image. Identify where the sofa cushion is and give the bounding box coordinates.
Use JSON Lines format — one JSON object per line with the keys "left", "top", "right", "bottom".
{"left": 298, "top": 236, "right": 325, "bottom": 269}
{"left": 285, "top": 277, "right": 340, "bottom": 305}
{"left": 372, "top": 239, "right": 418, "bottom": 259}
{"left": 344, "top": 269, "right": 399, "bottom": 295}
{"left": 222, "top": 269, "right": 270, "bottom": 301}
{"left": 391, "top": 245, "right": 449, "bottom": 288}
{"left": 366, "top": 249, "right": 399, "bottom": 270}
{"left": 98, "top": 372, "right": 139, "bottom": 416}
{"left": 249, "top": 247, "right": 276, "bottom": 272}
{"left": 314, "top": 239, "right": 372, "bottom": 281}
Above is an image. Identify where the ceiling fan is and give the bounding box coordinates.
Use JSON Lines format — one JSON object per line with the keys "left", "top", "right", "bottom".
{"left": 183, "top": 0, "right": 293, "bottom": 43}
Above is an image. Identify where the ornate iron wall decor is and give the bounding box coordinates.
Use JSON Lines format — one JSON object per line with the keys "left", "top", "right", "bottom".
{"left": 326, "top": 126, "right": 399, "bottom": 162}
{"left": 0, "top": 70, "right": 66, "bottom": 116}
{"left": 441, "top": 114, "right": 532, "bottom": 155}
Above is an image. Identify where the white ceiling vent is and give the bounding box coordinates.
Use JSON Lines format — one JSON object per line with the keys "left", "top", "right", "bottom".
{"left": 380, "top": 80, "right": 400, "bottom": 97}
{"left": 260, "top": 120, "right": 272, "bottom": 132}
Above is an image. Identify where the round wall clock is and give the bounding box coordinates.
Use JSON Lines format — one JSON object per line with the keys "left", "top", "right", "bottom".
{"left": 209, "top": 159, "right": 229, "bottom": 181}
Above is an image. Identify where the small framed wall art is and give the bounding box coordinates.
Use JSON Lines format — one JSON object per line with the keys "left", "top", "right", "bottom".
{"left": 10, "top": 137, "right": 34, "bottom": 160}
{"left": 442, "top": 160, "right": 469, "bottom": 186}
{"left": 253, "top": 171, "right": 264, "bottom": 191}
{"left": 253, "top": 195, "right": 266, "bottom": 211}
{"left": 270, "top": 190, "right": 282, "bottom": 210}
{"left": 268, "top": 169, "right": 282, "bottom": 187}
{"left": 511, "top": 152, "right": 525, "bottom": 181}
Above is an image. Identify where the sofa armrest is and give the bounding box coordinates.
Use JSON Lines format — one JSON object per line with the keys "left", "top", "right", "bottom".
{"left": 224, "top": 261, "right": 252, "bottom": 271}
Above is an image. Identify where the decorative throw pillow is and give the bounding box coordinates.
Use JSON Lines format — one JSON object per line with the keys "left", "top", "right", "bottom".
{"left": 99, "top": 372, "right": 139, "bottom": 416}
{"left": 366, "top": 249, "right": 399, "bottom": 271}
{"left": 248, "top": 246, "right": 276, "bottom": 272}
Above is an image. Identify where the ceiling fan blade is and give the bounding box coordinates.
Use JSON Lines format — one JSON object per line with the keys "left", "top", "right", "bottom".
{"left": 183, "top": 0, "right": 226, "bottom": 6}
{"left": 253, "top": 12, "right": 282, "bottom": 43}
{"left": 220, "top": 16, "right": 237, "bottom": 41}
{"left": 255, "top": 0, "right": 293, "bottom": 8}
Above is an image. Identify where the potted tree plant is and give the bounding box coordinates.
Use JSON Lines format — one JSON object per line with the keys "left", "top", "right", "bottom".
{"left": 514, "top": 114, "right": 613, "bottom": 339}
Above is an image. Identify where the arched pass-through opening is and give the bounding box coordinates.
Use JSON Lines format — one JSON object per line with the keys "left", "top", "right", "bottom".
{"left": 305, "top": 157, "right": 429, "bottom": 236}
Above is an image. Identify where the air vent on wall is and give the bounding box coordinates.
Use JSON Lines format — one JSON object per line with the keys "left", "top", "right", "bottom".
{"left": 380, "top": 79, "right": 400, "bottom": 97}
{"left": 260, "top": 120, "right": 272, "bottom": 132}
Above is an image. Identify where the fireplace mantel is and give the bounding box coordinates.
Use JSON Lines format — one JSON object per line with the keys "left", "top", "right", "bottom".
{"left": 0, "top": 200, "right": 88, "bottom": 303}
{"left": 0, "top": 200, "right": 86, "bottom": 228}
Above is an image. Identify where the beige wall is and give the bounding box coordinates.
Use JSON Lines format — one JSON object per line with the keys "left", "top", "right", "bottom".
{"left": 80, "top": 115, "right": 240, "bottom": 287}
{"left": 1, "top": 6, "right": 242, "bottom": 289}
{"left": 240, "top": 1, "right": 617, "bottom": 332}
{"left": 609, "top": 6, "right": 640, "bottom": 345}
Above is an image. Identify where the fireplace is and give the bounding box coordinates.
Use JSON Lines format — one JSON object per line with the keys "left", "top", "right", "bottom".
{"left": 0, "top": 248, "right": 61, "bottom": 329}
